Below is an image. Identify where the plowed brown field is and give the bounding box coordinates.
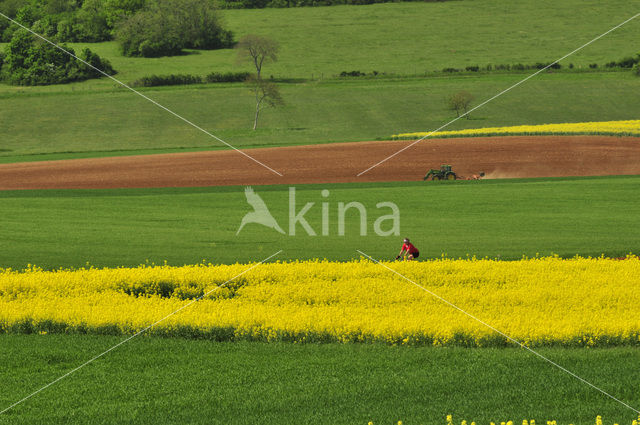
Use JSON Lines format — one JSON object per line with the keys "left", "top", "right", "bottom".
{"left": 1, "top": 136, "right": 639, "bottom": 190}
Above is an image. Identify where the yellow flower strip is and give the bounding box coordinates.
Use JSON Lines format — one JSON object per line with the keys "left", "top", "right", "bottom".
{"left": 391, "top": 120, "right": 640, "bottom": 139}
{"left": 1, "top": 258, "right": 639, "bottom": 346}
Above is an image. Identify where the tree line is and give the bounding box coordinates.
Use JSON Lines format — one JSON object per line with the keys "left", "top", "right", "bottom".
{"left": 0, "top": 0, "right": 234, "bottom": 57}
{"left": 0, "top": 0, "right": 235, "bottom": 84}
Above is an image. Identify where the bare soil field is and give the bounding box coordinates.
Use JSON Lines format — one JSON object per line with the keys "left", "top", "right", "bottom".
{"left": 1, "top": 136, "right": 639, "bottom": 190}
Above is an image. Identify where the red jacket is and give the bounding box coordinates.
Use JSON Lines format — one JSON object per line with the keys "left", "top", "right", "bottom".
{"left": 402, "top": 242, "right": 419, "bottom": 254}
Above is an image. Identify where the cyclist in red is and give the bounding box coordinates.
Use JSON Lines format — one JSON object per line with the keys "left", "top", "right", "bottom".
{"left": 396, "top": 238, "right": 419, "bottom": 261}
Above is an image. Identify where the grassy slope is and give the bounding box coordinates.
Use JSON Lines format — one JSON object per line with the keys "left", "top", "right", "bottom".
{"left": 0, "top": 335, "right": 638, "bottom": 425}
{"left": 1, "top": 0, "right": 640, "bottom": 160}
{"left": 0, "top": 72, "right": 639, "bottom": 161}
{"left": 3, "top": 0, "right": 640, "bottom": 83}
{"left": 1, "top": 176, "right": 639, "bottom": 270}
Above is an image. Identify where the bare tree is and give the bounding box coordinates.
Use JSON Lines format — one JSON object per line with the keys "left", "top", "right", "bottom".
{"left": 447, "top": 91, "right": 475, "bottom": 118}
{"left": 235, "top": 35, "right": 279, "bottom": 78}
{"left": 246, "top": 74, "right": 284, "bottom": 130}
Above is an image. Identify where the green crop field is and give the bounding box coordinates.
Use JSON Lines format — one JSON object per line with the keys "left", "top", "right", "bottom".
{"left": 1, "top": 335, "right": 638, "bottom": 425}
{"left": 1, "top": 176, "right": 639, "bottom": 270}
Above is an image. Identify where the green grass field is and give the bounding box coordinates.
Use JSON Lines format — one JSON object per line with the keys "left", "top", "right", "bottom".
{"left": 1, "top": 335, "right": 638, "bottom": 425}
{"left": 1, "top": 176, "right": 639, "bottom": 270}
{"left": 3, "top": 0, "right": 640, "bottom": 84}
{"left": 0, "top": 72, "right": 638, "bottom": 162}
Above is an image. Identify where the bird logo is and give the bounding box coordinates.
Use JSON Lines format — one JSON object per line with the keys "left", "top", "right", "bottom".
{"left": 236, "top": 186, "right": 285, "bottom": 235}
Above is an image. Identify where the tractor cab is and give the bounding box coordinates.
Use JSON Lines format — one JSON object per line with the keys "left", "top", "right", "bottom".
{"left": 424, "top": 164, "right": 457, "bottom": 181}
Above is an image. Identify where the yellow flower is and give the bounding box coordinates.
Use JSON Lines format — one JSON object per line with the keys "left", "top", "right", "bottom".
{"left": 0, "top": 258, "right": 638, "bottom": 346}
{"left": 391, "top": 120, "right": 640, "bottom": 139}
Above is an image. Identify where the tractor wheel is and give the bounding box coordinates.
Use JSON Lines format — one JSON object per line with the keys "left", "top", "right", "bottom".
{"left": 447, "top": 173, "right": 456, "bottom": 181}
{"left": 432, "top": 175, "right": 441, "bottom": 181}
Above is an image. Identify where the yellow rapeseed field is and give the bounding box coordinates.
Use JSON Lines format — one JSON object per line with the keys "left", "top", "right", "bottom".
{"left": 369, "top": 414, "right": 640, "bottom": 425}
{"left": 391, "top": 120, "right": 640, "bottom": 139}
{"left": 1, "top": 257, "right": 639, "bottom": 346}
{"left": 405, "top": 414, "right": 640, "bottom": 425}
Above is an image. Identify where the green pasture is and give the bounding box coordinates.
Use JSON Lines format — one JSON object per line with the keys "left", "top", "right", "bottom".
{"left": 0, "top": 335, "right": 638, "bottom": 425}
{"left": 0, "top": 176, "right": 639, "bottom": 270}
{"left": 3, "top": 0, "right": 640, "bottom": 84}
{"left": 1, "top": 72, "right": 639, "bottom": 162}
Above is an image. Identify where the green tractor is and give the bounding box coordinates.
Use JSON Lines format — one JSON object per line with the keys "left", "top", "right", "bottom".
{"left": 424, "top": 164, "right": 457, "bottom": 181}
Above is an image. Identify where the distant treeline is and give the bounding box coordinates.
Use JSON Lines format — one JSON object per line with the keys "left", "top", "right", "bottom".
{"left": 217, "top": 0, "right": 450, "bottom": 8}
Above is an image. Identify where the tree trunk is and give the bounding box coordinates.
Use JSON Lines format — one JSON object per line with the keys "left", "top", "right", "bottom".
{"left": 253, "top": 100, "right": 260, "bottom": 130}
{"left": 253, "top": 88, "right": 262, "bottom": 130}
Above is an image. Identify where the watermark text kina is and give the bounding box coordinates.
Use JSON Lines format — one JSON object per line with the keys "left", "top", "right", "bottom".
{"left": 237, "top": 187, "right": 400, "bottom": 236}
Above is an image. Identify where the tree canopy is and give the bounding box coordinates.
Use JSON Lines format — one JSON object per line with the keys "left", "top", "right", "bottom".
{"left": 115, "top": 0, "right": 233, "bottom": 58}
{"left": 1, "top": 29, "right": 115, "bottom": 85}
{"left": 235, "top": 34, "right": 279, "bottom": 78}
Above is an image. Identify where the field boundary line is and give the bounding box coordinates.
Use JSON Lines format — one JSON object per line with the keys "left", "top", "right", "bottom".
{"left": 0, "top": 250, "right": 283, "bottom": 416}
{"left": 0, "top": 12, "right": 283, "bottom": 177}
{"left": 356, "top": 249, "right": 640, "bottom": 415}
{"left": 357, "top": 11, "right": 640, "bottom": 176}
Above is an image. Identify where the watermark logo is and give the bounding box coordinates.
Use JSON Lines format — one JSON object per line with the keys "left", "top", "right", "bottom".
{"left": 236, "top": 187, "right": 286, "bottom": 235}
{"left": 236, "top": 187, "right": 400, "bottom": 236}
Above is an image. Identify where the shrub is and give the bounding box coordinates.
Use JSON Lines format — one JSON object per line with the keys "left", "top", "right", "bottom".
{"left": 339, "top": 70, "right": 365, "bottom": 77}
{"left": 589, "top": 63, "right": 598, "bottom": 69}
{"left": 130, "top": 74, "right": 203, "bottom": 87}
{"left": 15, "top": 3, "right": 40, "bottom": 27}
{"left": 116, "top": 0, "right": 233, "bottom": 57}
{"left": 178, "top": 0, "right": 234, "bottom": 49}
{"left": 605, "top": 56, "right": 639, "bottom": 68}
{"left": 78, "top": 48, "right": 116, "bottom": 78}
{"left": 441, "top": 67, "right": 460, "bottom": 73}
{"left": 73, "top": 0, "right": 112, "bottom": 42}
{"left": 465, "top": 65, "right": 479, "bottom": 72}
{"left": 205, "top": 71, "right": 251, "bottom": 83}
{"left": 1, "top": 29, "right": 116, "bottom": 85}
{"left": 31, "top": 15, "right": 60, "bottom": 38}
{"left": 116, "top": 9, "right": 182, "bottom": 57}
{"left": 103, "top": 0, "right": 146, "bottom": 28}
{"left": 0, "top": 22, "right": 12, "bottom": 42}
